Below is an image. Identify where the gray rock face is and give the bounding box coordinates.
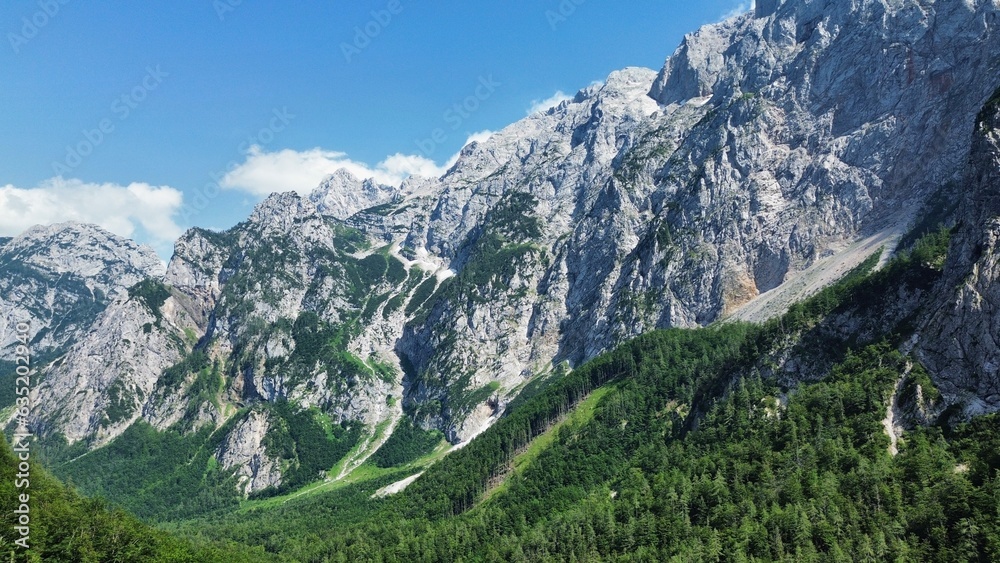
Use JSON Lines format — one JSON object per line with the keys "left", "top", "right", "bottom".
{"left": 308, "top": 169, "right": 401, "bottom": 219}
{"left": 0, "top": 223, "right": 164, "bottom": 361}
{"left": 917, "top": 94, "right": 1000, "bottom": 415}
{"left": 31, "top": 289, "right": 199, "bottom": 446}
{"left": 369, "top": 0, "right": 1000, "bottom": 440}
{"left": 214, "top": 408, "right": 283, "bottom": 495}
{"left": 2, "top": 222, "right": 163, "bottom": 285}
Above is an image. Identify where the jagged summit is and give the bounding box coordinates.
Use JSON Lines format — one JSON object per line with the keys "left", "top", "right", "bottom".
{"left": 4, "top": 221, "right": 164, "bottom": 282}
{"left": 1, "top": 222, "right": 170, "bottom": 448}
{"left": 308, "top": 169, "right": 400, "bottom": 219}
{"left": 250, "top": 191, "right": 320, "bottom": 228}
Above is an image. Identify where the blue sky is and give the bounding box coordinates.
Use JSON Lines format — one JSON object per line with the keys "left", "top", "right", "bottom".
{"left": 0, "top": 0, "right": 752, "bottom": 258}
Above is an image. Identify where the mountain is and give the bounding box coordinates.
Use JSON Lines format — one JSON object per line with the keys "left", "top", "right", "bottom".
{"left": 308, "top": 169, "right": 402, "bottom": 219}
{"left": 147, "top": 89, "right": 1000, "bottom": 559}
{"left": 6, "top": 0, "right": 1000, "bottom": 505}
{"left": 0, "top": 224, "right": 163, "bottom": 412}
{"left": 0, "top": 222, "right": 163, "bottom": 357}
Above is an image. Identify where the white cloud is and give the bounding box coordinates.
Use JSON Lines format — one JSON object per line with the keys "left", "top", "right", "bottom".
{"left": 0, "top": 177, "right": 185, "bottom": 247}
{"left": 379, "top": 153, "right": 451, "bottom": 180}
{"left": 464, "top": 130, "right": 495, "bottom": 145}
{"left": 220, "top": 146, "right": 446, "bottom": 196}
{"left": 721, "top": 0, "right": 755, "bottom": 21}
{"left": 527, "top": 91, "right": 573, "bottom": 115}
{"left": 222, "top": 131, "right": 497, "bottom": 196}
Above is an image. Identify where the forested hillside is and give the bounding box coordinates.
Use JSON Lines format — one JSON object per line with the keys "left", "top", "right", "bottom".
{"left": 111, "top": 228, "right": 995, "bottom": 562}
{"left": 0, "top": 437, "right": 262, "bottom": 562}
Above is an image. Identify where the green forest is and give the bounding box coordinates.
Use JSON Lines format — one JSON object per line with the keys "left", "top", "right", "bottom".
{"left": 0, "top": 435, "right": 257, "bottom": 562}
{"left": 5, "top": 228, "right": 1000, "bottom": 561}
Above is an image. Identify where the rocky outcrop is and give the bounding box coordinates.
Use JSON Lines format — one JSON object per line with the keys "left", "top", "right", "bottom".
{"left": 214, "top": 408, "right": 283, "bottom": 495}
{"left": 917, "top": 92, "right": 1000, "bottom": 415}
{"left": 0, "top": 223, "right": 164, "bottom": 360}
{"left": 366, "top": 0, "right": 1000, "bottom": 440}
{"left": 30, "top": 284, "right": 202, "bottom": 446}
{"left": 308, "top": 169, "right": 400, "bottom": 219}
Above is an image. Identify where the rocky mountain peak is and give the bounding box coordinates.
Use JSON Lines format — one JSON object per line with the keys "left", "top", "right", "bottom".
{"left": 602, "top": 67, "right": 659, "bottom": 97}
{"left": 0, "top": 222, "right": 167, "bottom": 381}
{"left": 308, "top": 169, "right": 400, "bottom": 219}
{"left": 648, "top": 17, "right": 739, "bottom": 106}
{"left": 248, "top": 192, "right": 321, "bottom": 231}
{"left": 3, "top": 222, "right": 164, "bottom": 290}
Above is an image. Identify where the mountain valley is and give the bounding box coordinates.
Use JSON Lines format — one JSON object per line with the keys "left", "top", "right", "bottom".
{"left": 5, "top": 1, "right": 1000, "bottom": 560}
